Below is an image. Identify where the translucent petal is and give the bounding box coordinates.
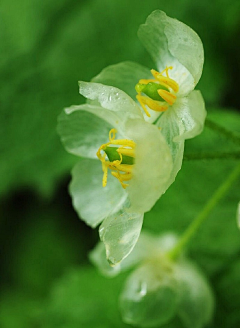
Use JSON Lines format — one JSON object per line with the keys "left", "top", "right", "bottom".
{"left": 89, "top": 232, "right": 160, "bottom": 277}
{"left": 154, "top": 90, "right": 206, "bottom": 187}
{"left": 156, "top": 111, "right": 185, "bottom": 190}
{"left": 138, "top": 10, "right": 204, "bottom": 94}
{"left": 79, "top": 81, "right": 143, "bottom": 124}
{"left": 70, "top": 159, "right": 127, "bottom": 228}
{"left": 58, "top": 104, "right": 124, "bottom": 158}
{"left": 92, "top": 61, "right": 152, "bottom": 100}
{"left": 237, "top": 202, "right": 240, "bottom": 229}
{"left": 99, "top": 210, "right": 143, "bottom": 265}
{"left": 126, "top": 119, "right": 172, "bottom": 213}
{"left": 176, "top": 260, "right": 215, "bottom": 328}
{"left": 171, "top": 90, "right": 206, "bottom": 142}
{"left": 120, "top": 262, "right": 178, "bottom": 327}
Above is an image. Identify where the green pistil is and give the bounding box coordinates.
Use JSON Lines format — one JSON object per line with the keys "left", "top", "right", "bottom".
{"left": 135, "top": 82, "right": 168, "bottom": 101}
{"left": 104, "top": 146, "right": 134, "bottom": 165}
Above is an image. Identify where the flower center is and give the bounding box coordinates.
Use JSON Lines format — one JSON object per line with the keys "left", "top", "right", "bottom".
{"left": 135, "top": 66, "right": 179, "bottom": 117}
{"left": 96, "top": 129, "right": 135, "bottom": 189}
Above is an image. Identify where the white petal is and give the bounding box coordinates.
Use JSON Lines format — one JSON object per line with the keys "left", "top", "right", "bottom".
{"left": 58, "top": 104, "right": 123, "bottom": 158}
{"left": 79, "top": 81, "right": 143, "bottom": 123}
{"left": 99, "top": 211, "right": 143, "bottom": 265}
{"left": 172, "top": 90, "right": 206, "bottom": 142}
{"left": 120, "top": 262, "right": 178, "bottom": 327}
{"left": 176, "top": 260, "right": 214, "bottom": 328}
{"left": 92, "top": 61, "right": 152, "bottom": 100}
{"left": 154, "top": 90, "right": 206, "bottom": 187}
{"left": 89, "top": 231, "right": 160, "bottom": 277}
{"left": 156, "top": 108, "right": 185, "bottom": 189}
{"left": 237, "top": 202, "right": 240, "bottom": 229}
{"left": 70, "top": 159, "right": 127, "bottom": 228}
{"left": 126, "top": 119, "right": 172, "bottom": 213}
{"left": 138, "top": 10, "right": 204, "bottom": 94}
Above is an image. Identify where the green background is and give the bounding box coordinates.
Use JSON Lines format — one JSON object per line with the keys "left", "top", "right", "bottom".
{"left": 1, "top": 0, "right": 240, "bottom": 327}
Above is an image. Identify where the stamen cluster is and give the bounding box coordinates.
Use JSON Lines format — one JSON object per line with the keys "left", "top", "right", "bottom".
{"left": 96, "top": 129, "right": 135, "bottom": 189}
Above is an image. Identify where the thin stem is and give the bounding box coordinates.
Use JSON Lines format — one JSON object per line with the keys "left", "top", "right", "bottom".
{"left": 184, "top": 151, "right": 240, "bottom": 161}
{"left": 168, "top": 162, "right": 240, "bottom": 260}
{"left": 205, "top": 118, "right": 240, "bottom": 147}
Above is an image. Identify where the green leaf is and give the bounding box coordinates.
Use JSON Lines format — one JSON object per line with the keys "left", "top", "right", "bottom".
{"left": 0, "top": 290, "right": 43, "bottom": 328}
{"left": 43, "top": 266, "right": 129, "bottom": 328}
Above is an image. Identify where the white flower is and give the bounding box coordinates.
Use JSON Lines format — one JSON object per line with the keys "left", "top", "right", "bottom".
{"left": 90, "top": 232, "right": 214, "bottom": 328}
{"left": 58, "top": 82, "right": 173, "bottom": 265}
{"left": 92, "top": 10, "right": 206, "bottom": 188}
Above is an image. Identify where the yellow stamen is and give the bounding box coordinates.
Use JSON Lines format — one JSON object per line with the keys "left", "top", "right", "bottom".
{"left": 114, "top": 164, "right": 133, "bottom": 173}
{"left": 111, "top": 171, "right": 132, "bottom": 189}
{"left": 136, "top": 94, "right": 151, "bottom": 117}
{"left": 137, "top": 94, "right": 168, "bottom": 115}
{"left": 135, "top": 66, "right": 179, "bottom": 117}
{"left": 157, "top": 89, "right": 177, "bottom": 106}
{"left": 117, "top": 148, "right": 135, "bottom": 158}
{"left": 151, "top": 69, "right": 179, "bottom": 92}
{"left": 139, "top": 78, "right": 157, "bottom": 84}
{"left": 102, "top": 164, "right": 108, "bottom": 187}
{"left": 96, "top": 129, "right": 135, "bottom": 188}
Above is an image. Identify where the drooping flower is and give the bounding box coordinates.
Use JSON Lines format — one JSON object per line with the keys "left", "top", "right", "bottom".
{"left": 92, "top": 10, "right": 206, "bottom": 187}
{"left": 58, "top": 82, "right": 173, "bottom": 265}
{"left": 90, "top": 232, "right": 214, "bottom": 328}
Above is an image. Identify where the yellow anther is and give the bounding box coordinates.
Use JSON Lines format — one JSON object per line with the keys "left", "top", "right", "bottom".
{"left": 135, "top": 66, "right": 179, "bottom": 117}
{"left": 96, "top": 129, "right": 135, "bottom": 188}
{"left": 159, "top": 66, "right": 173, "bottom": 78}
{"left": 109, "top": 128, "right": 117, "bottom": 142}
{"left": 151, "top": 69, "right": 179, "bottom": 92}
{"left": 114, "top": 164, "right": 133, "bottom": 173}
{"left": 117, "top": 148, "right": 135, "bottom": 158}
{"left": 111, "top": 171, "right": 132, "bottom": 189}
{"left": 136, "top": 94, "right": 151, "bottom": 117}
{"left": 139, "top": 78, "right": 157, "bottom": 84}
{"left": 111, "top": 139, "right": 136, "bottom": 148}
{"left": 157, "top": 90, "right": 177, "bottom": 106}
{"left": 119, "top": 172, "right": 132, "bottom": 181}
{"left": 137, "top": 94, "right": 168, "bottom": 117}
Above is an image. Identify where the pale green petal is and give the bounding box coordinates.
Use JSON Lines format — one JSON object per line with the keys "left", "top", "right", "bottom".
{"left": 172, "top": 90, "right": 206, "bottom": 142}
{"left": 90, "top": 232, "right": 160, "bottom": 277}
{"left": 126, "top": 119, "right": 172, "bottom": 213}
{"left": 176, "top": 260, "right": 214, "bottom": 328}
{"left": 155, "top": 90, "right": 206, "bottom": 188}
{"left": 70, "top": 159, "right": 127, "bottom": 228}
{"left": 89, "top": 242, "right": 122, "bottom": 277}
{"left": 58, "top": 104, "right": 123, "bottom": 158}
{"left": 138, "top": 10, "right": 204, "bottom": 93}
{"left": 163, "top": 13, "right": 204, "bottom": 87}
{"left": 120, "top": 262, "right": 178, "bottom": 327}
{"left": 92, "top": 61, "right": 152, "bottom": 100}
{"left": 237, "top": 202, "right": 240, "bottom": 229}
{"left": 79, "top": 81, "right": 143, "bottom": 123}
{"left": 99, "top": 210, "right": 143, "bottom": 265}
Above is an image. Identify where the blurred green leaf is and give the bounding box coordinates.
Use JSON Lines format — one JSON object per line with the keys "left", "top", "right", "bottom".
{"left": 0, "top": 290, "right": 43, "bottom": 328}
{"left": 43, "top": 266, "right": 129, "bottom": 328}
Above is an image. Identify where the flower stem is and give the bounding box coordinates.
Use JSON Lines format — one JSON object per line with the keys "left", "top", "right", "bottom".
{"left": 168, "top": 162, "right": 240, "bottom": 260}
